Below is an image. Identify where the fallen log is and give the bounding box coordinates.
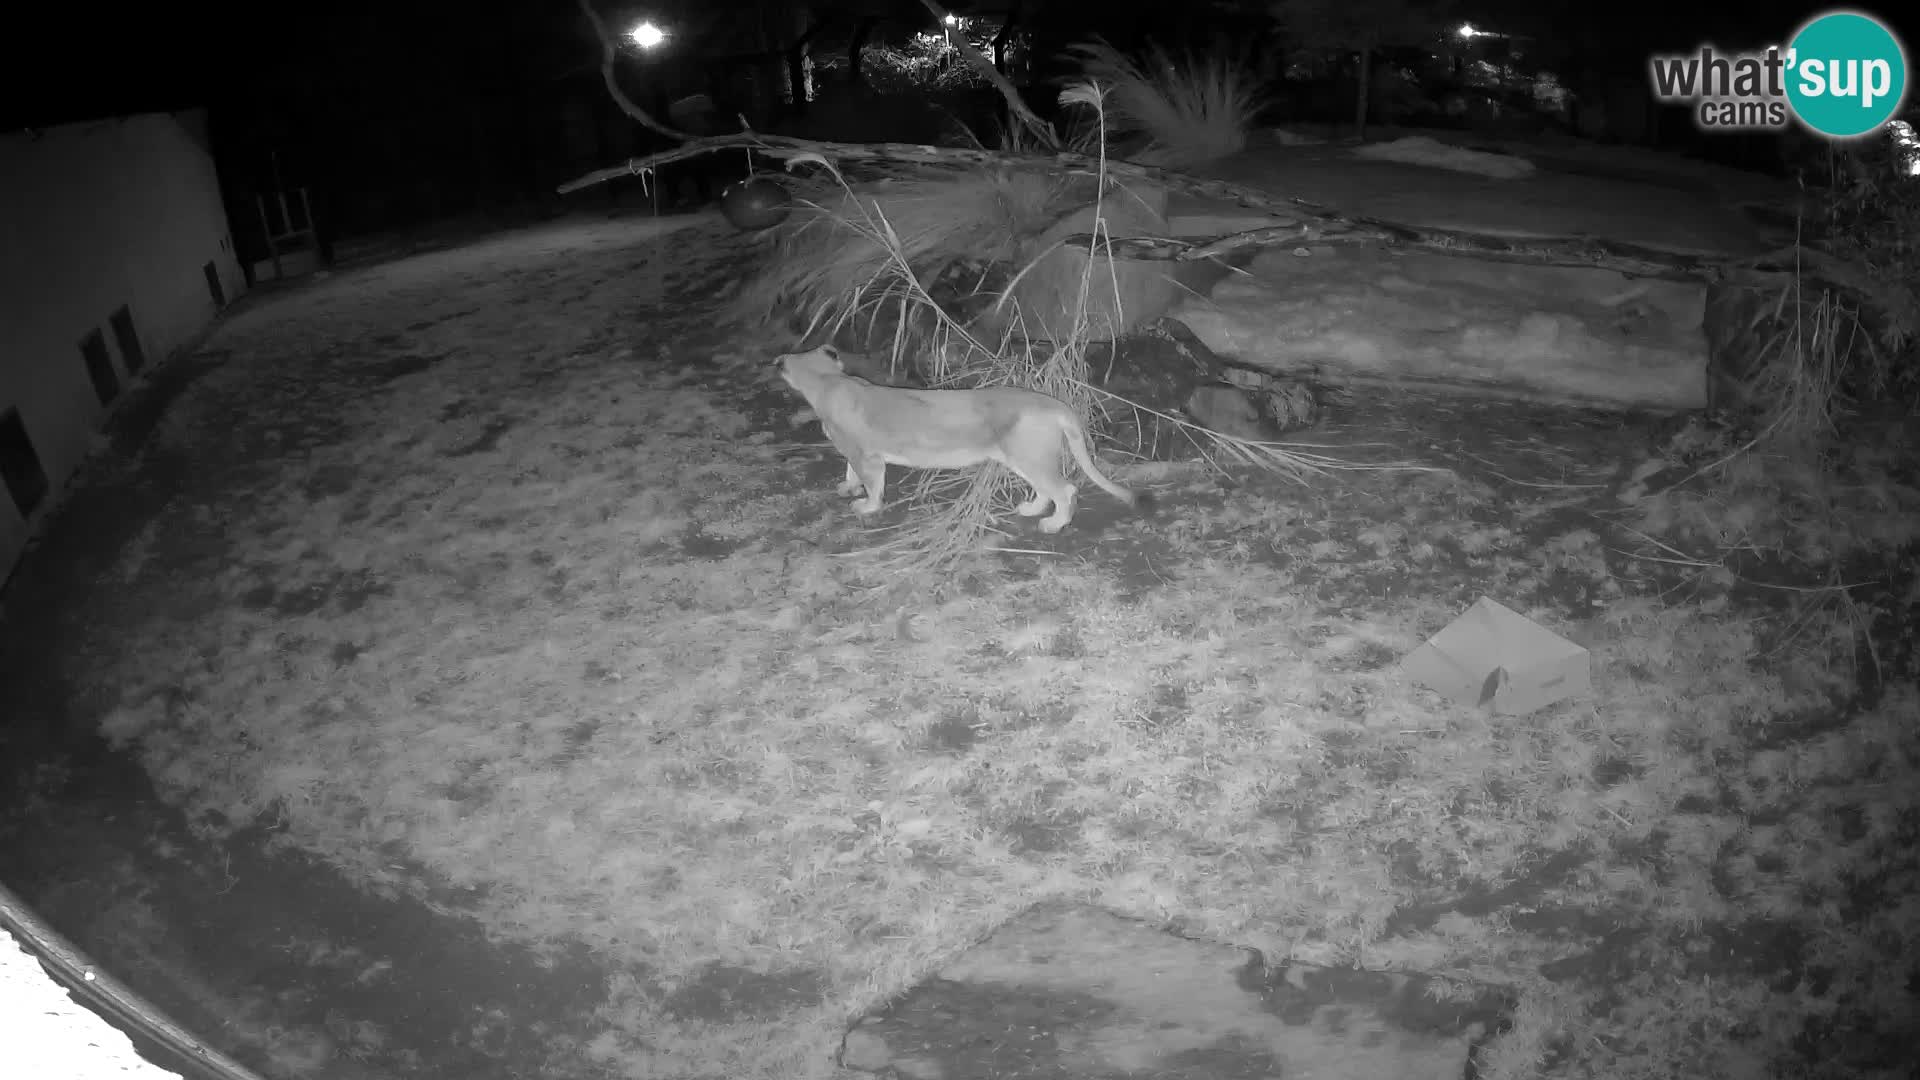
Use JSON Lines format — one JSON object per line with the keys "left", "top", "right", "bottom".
{"left": 555, "top": 133, "right": 1905, "bottom": 315}
{"left": 1051, "top": 225, "right": 1733, "bottom": 283}
{"left": 1052, "top": 229, "right": 1876, "bottom": 296}
{"left": 556, "top": 132, "right": 1469, "bottom": 238}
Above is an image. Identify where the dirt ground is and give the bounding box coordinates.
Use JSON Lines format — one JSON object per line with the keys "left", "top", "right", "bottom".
{"left": 2, "top": 202, "right": 1915, "bottom": 1080}
{"left": 0, "top": 216, "right": 740, "bottom": 1079}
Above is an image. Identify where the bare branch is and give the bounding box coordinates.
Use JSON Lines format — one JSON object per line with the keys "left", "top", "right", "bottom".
{"left": 554, "top": 133, "right": 1890, "bottom": 295}
{"left": 915, "top": 0, "right": 1058, "bottom": 149}
{"left": 576, "top": 0, "right": 686, "bottom": 140}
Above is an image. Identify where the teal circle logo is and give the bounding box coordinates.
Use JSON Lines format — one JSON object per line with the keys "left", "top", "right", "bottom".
{"left": 1786, "top": 11, "right": 1908, "bottom": 138}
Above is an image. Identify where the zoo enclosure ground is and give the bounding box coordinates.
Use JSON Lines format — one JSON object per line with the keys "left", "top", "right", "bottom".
{"left": 0, "top": 208, "right": 1913, "bottom": 1080}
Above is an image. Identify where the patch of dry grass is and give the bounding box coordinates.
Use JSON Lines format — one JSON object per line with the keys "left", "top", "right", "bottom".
{"left": 1712, "top": 276, "right": 1886, "bottom": 449}
{"left": 729, "top": 162, "right": 1065, "bottom": 362}
{"left": 1624, "top": 243, "right": 1920, "bottom": 595}
{"left": 1065, "top": 39, "right": 1265, "bottom": 169}
{"left": 1617, "top": 410, "right": 1920, "bottom": 585}
{"left": 1800, "top": 119, "right": 1920, "bottom": 366}
{"left": 1653, "top": 130, "right": 1920, "bottom": 596}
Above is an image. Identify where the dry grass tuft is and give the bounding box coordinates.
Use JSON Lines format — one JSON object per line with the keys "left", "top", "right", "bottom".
{"left": 1626, "top": 265, "right": 1920, "bottom": 589}
{"left": 1748, "top": 284, "right": 1855, "bottom": 448}
{"left": 1715, "top": 264, "right": 1885, "bottom": 456}
{"left": 1630, "top": 139, "right": 1920, "bottom": 589}
{"left": 727, "top": 163, "right": 1064, "bottom": 369}
{"left": 1065, "top": 39, "right": 1266, "bottom": 169}
{"left": 1802, "top": 119, "right": 1920, "bottom": 364}
{"left": 1620, "top": 430, "right": 1920, "bottom": 585}
{"left": 731, "top": 40, "right": 1269, "bottom": 367}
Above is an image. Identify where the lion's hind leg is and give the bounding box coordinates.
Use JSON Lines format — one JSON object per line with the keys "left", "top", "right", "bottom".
{"left": 1013, "top": 488, "right": 1054, "bottom": 519}
{"left": 1032, "top": 482, "right": 1079, "bottom": 533}
{"left": 1003, "top": 444, "right": 1079, "bottom": 534}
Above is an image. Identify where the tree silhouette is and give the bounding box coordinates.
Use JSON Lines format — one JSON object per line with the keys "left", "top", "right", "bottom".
{"left": 1270, "top": 0, "right": 1453, "bottom": 139}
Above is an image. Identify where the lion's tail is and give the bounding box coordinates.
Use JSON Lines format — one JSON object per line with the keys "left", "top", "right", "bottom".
{"left": 1061, "top": 416, "right": 1139, "bottom": 509}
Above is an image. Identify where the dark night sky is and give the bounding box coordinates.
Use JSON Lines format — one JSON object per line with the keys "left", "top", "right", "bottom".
{"left": 7, "top": 1, "right": 1912, "bottom": 135}
{"left": 16, "top": 4, "right": 298, "bottom": 128}
{"left": 9, "top": 0, "right": 587, "bottom": 131}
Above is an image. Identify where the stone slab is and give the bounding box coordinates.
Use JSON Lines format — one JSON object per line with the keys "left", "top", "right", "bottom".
{"left": 1170, "top": 243, "right": 1708, "bottom": 412}
{"left": 841, "top": 904, "right": 1510, "bottom": 1080}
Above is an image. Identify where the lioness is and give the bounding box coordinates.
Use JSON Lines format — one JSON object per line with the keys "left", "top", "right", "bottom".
{"left": 778, "top": 345, "right": 1140, "bottom": 534}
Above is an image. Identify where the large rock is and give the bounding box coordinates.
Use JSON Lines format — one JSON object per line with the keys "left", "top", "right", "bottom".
{"left": 988, "top": 180, "right": 1191, "bottom": 344}
{"left": 1170, "top": 244, "right": 1709, "bottom": 411}
{"left": 841, "top": 903, "right": 1511, "bottom": 1080}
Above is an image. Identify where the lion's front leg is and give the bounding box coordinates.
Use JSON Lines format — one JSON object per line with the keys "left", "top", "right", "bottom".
{"left": 849, "top": 457, "right": 887, "bottom": 517}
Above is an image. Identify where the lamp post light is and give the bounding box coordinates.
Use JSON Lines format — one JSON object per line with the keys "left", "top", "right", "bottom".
{"left": 628, "top": 20, "right": 667, "bottom": 50}
{"left": 621, "top": 18, "right": 671, "bottom": 216}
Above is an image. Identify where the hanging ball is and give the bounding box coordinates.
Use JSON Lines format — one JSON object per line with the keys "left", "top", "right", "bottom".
{"left": 719, "top": 177, "right": 792, "bottom": 232}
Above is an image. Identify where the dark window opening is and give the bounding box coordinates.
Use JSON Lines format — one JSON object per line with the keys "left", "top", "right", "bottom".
{"left": 203, "top": 260, "right": 227, "bottom": 308}
{"left": 80, "top": 328, "right": 119, "bottom": 407}
{"left": 110, "top": 304, "right": 147, "bottom": 374}
{"left": 0, "top": 407, "right": 50, "bottom": 519}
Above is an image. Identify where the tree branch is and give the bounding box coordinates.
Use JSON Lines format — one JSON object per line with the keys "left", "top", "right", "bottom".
{"left": 576, "top": 0, "right": 686, "bottom": 140}
{"left": 916, "top": 0, "right": 1057, "bottom": 149}
{"left": 552, "top": 133, "right": 1889, "bottom": 298}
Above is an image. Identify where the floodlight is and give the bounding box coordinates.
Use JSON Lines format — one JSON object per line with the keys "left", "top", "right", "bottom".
{"left": 629, "top": 21, "right": 666, "bottom": 49}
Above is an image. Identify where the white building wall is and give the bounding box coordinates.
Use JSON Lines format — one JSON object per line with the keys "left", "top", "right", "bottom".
{"left": 0, "top": 109, "right": 244, "bottom": 577}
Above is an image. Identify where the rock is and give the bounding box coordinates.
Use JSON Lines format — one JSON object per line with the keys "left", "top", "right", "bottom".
{"left": 990, "top": 180, "right": 1183, "bottom": 344}
{"left": 840, "top": 903, "right": 1511, "bottom": 1080}
{"left": 1181, "top": 376, "right": 1324, "bottom": 444}
{"left": 1184, "top": 384, "right": 1275, "bottom": 442}
{"left": 1169, "top": 245, "right": 1710, "bottom": 411}
{"left": 719, "top": 177, "right": 792, "bottom": 232}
